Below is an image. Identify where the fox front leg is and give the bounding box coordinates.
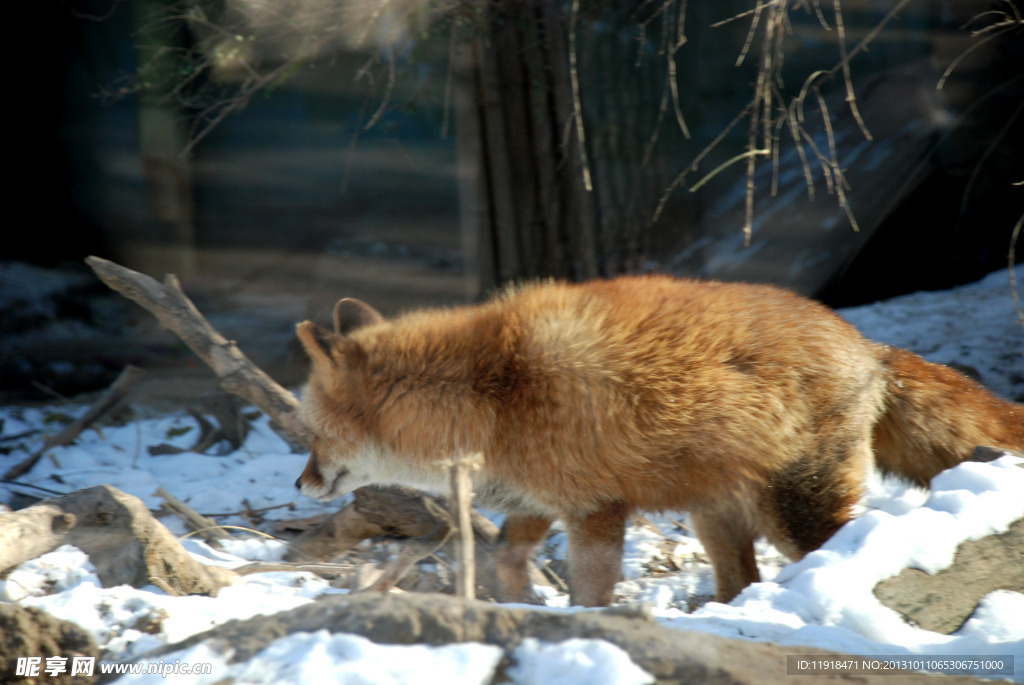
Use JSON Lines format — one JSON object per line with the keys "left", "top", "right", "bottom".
{"left": 564, "top": 500, "right": 629, "bottom": 607}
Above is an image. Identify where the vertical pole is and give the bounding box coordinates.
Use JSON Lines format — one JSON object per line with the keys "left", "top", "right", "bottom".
{"left": 449, "top": 452, "right": 482, "bottom": 600}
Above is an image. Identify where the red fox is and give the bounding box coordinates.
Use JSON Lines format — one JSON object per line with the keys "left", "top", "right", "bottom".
{"left": 294, "top": 275, "right": 1024, "bottom": 606}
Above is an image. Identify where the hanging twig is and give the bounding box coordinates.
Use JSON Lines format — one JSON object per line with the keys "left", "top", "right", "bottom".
{"left": 832, "top": 0, "right": 872, "bottom": 140}
{"left": 568, "top": 0, "right": 594, "bottom": 192}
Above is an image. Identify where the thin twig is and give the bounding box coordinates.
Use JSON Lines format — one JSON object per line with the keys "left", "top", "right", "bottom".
{"left": 203, "top": 502, "right": 296, "bottom": 518}
{"left": 668, "top": 0, "right": 691, "bottom": 140}
{"left": 733, "top": 0, "right": 767, "bottom": 66}
{"left": 3, "top": 366, "right": 146, "bottom": 481}
{"left": 568, "top": 0, "right": 594, "bottom": 192}
{"left": 937, "top": 24, "right": 1016, "bottom": 91}
{"left": 653, "top": 103, "right": 752, "bottom": 223}
{"left": 688, "top": 149, "right": 769, "bottom": 193}
{"left": 233, "top": 560, "right": 357, "bottom": 576}
{"left": 833, "top": 0, "right": 871, "bottom": 140}
{"left": 363, "top": 49, "right": 397, "bottom": 131}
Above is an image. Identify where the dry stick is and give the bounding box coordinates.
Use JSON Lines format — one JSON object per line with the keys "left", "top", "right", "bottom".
{"left": 363, "top": 536, "right": 449, "bottom": 594}
{"left": 742, "top": 1, "right": 776, "bottom": 246}
{"left": 155, "top": 486, "right": 231, "bottom": 545}
{"left": 449, "top": 452, "right": 483, "bottom": 601}
{"left": 641, "top": 0, "right": 691, "bottom": 169}
{"left": 832, "top": 0, "right": 871, "bottom": 141}
{"left": 206, "top": 502, "right": 294, "bottom": 518}
{"left": 233, "top": 561, "right": 357, "bottom": 577}
{"left": 84, "top": 256, "right": 312, "bottom": 449}
{"left": 3, "top": 365, "right": 146, "bottom": 480}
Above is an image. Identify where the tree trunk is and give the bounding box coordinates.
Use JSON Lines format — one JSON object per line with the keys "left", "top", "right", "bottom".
{"left": 451, "top": 0, "right": 600, "bottom": 296}
{"left": 451, "top": 2, "right": 701, "bottom": 295}
{"left": 132, "top": 0, "right": 197, "bottom": 278}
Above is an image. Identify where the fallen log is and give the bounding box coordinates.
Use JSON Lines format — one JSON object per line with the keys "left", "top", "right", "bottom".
{"left": 0, "top": 604, "right": 99, "bottom": 685}
{"left": 0, "top": 485, "right": 236, "bottom": 597}
{"left": 106, "top": 592, "right": 989, "bottom": 685}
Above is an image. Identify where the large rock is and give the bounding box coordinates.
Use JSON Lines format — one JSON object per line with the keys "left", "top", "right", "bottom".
{"left": 0, "top": 604, "right": 99, "bottom": 685}
{"left": 874, "top": 515, "right": 1024, "bottom": 634}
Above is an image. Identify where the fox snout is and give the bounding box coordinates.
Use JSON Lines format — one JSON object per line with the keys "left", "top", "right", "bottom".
{"left": 296, "top": 447, "right": 327, "bottom": 491}
{"left": 295, "top": 446, "right": 355, "bottom": 500}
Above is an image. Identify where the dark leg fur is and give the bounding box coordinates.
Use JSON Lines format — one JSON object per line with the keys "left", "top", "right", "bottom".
{"left": 495, "top": 513, "right": 553, "bottom": 603}
{"left": 690, "top": 505, "right": 761, "bottom": 603}
{"left": 564, "top": 500, "right": 630, "bottom": 607}
{"left": 767, "top": 453, "right": 862, "bottom": 558}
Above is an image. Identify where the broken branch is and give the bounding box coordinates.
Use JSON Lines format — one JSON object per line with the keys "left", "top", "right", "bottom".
{"left": 3, "top": 365, "right": 146, "bottom": 481}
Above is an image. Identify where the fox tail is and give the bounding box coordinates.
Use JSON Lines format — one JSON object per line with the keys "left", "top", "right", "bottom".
{"left": 871, "top": 347, "right": 1024, "bottom": 486}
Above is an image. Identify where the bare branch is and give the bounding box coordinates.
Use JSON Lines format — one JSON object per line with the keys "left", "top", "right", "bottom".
{"left": 84, "top": 256, "right": 312, "bottom": 448}
{"left": 653, "top": 103, "right": 752, "bottom": 223}
{"left": 688, "top": 149, "right": 769, "bottom": 193}
{"left": 156, "top": 487, "right": 231, "bottom": 546}
{"left": 937, "top": 25, "right": 1015, "bottom": 91}
{"left": 3, "top": 366, "right": 146, "bottom": 481}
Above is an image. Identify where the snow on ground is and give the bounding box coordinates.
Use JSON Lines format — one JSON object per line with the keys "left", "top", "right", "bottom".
{"left": 838, "top": 266, "right": 1024, "bottom": 400}
{"left": 1, "top": 268, "right": 1022, "bottom": 684}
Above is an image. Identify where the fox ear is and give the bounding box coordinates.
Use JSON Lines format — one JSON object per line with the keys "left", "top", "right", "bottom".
{"left": 296, "top": 321, "right": 363, "bottom": 368}
{"left": 334, "top": 298, "right": 384, "bottom": 335}
{"left": 296, "top": 321, "right": 338, "bottom": 368}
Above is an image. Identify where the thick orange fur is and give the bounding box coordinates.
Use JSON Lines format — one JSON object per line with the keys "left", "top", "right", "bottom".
{"left": 294, "top": 275, "right": 1023, "bottom": 606}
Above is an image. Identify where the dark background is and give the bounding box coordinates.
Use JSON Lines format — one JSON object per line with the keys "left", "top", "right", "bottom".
{"left": 5, "top": 0, "right": 1022, "bottom": 403}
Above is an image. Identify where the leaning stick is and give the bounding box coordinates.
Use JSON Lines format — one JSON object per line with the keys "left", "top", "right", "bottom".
{"left": 84, "top": 256, "right": 312, "bottom": 448}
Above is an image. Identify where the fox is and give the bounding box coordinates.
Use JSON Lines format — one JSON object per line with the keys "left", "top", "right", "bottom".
{"left": 293, "top": 275, "right": 1024, "bottom": 607}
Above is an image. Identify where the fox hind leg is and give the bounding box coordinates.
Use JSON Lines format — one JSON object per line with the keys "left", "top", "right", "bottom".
{"left": 494, "top": 513, "right": 553, "bottom": 603}
{"left": 690, "top": 504, "right": 761, "bottom": 603}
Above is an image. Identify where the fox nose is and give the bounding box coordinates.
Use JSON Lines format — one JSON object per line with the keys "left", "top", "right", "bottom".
{"left": 294, "top": 477, "right": 303, "bottom": 490}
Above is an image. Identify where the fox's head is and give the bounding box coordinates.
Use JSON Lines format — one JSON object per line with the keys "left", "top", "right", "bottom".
{"left": 295, "top": 296, "right": 497, "bottom": 502}
{"left": 293, "top": 297, "right": 396, "bottom": 502}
